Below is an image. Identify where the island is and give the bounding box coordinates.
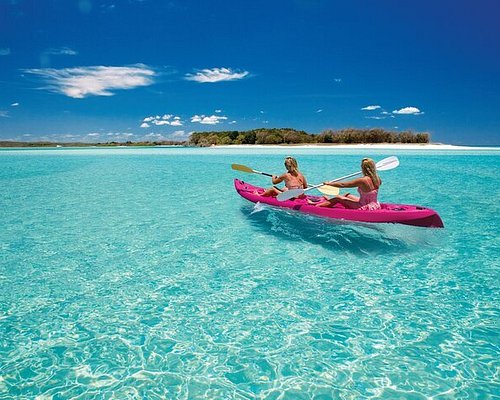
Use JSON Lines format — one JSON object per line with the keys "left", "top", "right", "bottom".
{"left": 189, "top": 128, "right": 430, "bottom": 146}
{"left": 1, "top": 128, "right": 431, "bottom": 148}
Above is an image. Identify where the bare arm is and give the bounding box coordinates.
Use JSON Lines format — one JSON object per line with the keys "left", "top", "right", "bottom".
{"left": 272, "top": 173, "right": 286, "bottom": 185}
{"left": 301, "top": 173, "right": 308, "bottom": 189}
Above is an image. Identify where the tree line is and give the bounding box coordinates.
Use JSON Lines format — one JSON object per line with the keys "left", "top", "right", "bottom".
{"left": 188, "top": 128, "right": 430, "bottom": 146}
{"left": 1, "top": 128, "right": 430, "bottom": 148}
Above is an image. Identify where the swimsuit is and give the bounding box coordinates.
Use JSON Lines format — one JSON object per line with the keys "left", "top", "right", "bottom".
{"left": 357, "top": 187, "right": 381, "bottom": 210}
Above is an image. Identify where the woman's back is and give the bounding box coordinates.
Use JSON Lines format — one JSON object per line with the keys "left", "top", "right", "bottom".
{"left": 284, "top": 172, "right": 306, "bottom": 189}
{"left": 357, "top": 176, "right": 381, "bottom": 209}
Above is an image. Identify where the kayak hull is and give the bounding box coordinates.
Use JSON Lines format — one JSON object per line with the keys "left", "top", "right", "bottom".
{"left": 234, "top": 179, "right": 444, "bottom": 228}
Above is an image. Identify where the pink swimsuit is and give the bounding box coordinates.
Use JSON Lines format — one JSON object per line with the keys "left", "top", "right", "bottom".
{"left": 357, "top": 187, "right": 381, "bottom": 210}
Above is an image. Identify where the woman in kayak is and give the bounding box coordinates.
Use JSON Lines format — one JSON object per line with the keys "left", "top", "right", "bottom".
{"left": 259, "top": 156, "right": 308, "bottom": 197}
{"left": 308, "top": 158, "right": 381, "bottom": 210}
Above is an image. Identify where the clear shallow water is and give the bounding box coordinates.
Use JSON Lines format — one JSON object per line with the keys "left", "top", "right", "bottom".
{"left": 0, "top": 147, "right": 499, "bottom": 399}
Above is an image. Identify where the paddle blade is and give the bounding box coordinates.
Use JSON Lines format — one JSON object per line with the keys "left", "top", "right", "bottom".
{"left": 375, "top": 156, "right": 399, "bottom": 171}
{"left": 317, "top": 185, "right": 340, "bottom": 196}
{"left": 231, "top": 164, "right": 255, "bottom": 173}
{"left": 277, "top": 189, "right": 304, "bottom": 201}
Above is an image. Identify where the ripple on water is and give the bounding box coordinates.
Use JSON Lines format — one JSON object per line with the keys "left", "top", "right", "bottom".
{"left": 243, "top": 204, "right": 447, "bottom": 256}
{"left": 0, "top": 149, "right": 498, "bottom": 398}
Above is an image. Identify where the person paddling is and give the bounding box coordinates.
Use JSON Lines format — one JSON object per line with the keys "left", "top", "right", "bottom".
{"left": 308, "top": 158, "right": 381, "bottom": 210}
{"left": 259, "top": 156, "right": 308, "bottom": 197}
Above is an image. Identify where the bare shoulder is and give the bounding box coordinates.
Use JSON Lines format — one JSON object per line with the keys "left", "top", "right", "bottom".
{"left": 357, "top": 176, "right": 372, "bottom": 189}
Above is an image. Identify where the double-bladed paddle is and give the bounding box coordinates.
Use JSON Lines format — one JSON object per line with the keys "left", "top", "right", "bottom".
{"left": 231, "top": 163, "right": 340, "bottom": 196}
{"left": 276, "top": 156, "right": 400, "bottom": 202}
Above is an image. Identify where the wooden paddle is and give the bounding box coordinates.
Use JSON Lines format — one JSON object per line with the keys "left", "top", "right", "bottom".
{"left": 277, "top": 156, "right": 400, "bottom": 201}
{"left": 231, "top": 163, "right": 340, "bottom": 196}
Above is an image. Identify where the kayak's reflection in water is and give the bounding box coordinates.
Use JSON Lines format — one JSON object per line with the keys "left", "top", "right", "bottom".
{"left": 242, "top": 203, "right": 445, "bottom": 256}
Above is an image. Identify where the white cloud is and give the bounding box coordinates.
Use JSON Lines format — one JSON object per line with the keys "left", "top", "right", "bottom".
{"left": 334, "top": 78, "right": 342, "bottom": 83}
{"left": 40, "top": 47, "right": 78, "bottom": 67}
{"left": 10, "top": 131, "right": 140, "bottom": 143}
{"left": 11, "top": 102, "right": 19, "bottom": 107}
{"left": 215, "top": 109, "right": 222, "bottom": 113}
{"left": 0, "top": 48, "right": 10, "bottom": 56}
{"left": 45, "top": 47, "right": 78, "bottom": 56}
{"left": 171, "top": 130, "right": 189, "bottom": 138}
{"left": 361, "top": 105, "right": 381, "bottom": 111}
{"left": 185, "top": 67, "right": 249, "bottom": 83}
{"left": 143, "top": 133, "right": 170, "bottom": 141}
{"left": 23, "top": 64, "right": 156, "bottom": 98}
{"left": 316, "top": 109, "right": 323, "bottom": 113}
{"left": 190, "top": 114, "right": 228, "bottom": 125}
{"left": 141, "top": 114, "right": 183, "bottom": 127}
{"left": 104, "top": 132, "right": 135, "bottom": 139}
{"left": 366, "top": 116, "right": 386, "bottom": 120}
{"left": 392, "top": 106, "right": 423, "bottom": 115}
{"left": 0, "top": 110, "right": 9, "bottom": 117}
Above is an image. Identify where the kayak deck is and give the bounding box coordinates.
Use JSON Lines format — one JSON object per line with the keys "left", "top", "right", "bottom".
{"left": 234, "top": 179, "right": 444, "bottom": 228}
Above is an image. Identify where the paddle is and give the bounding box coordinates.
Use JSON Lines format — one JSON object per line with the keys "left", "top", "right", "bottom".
{"left": 231, "top": 163, "right": 273, "bottom": 177}
{"left": 231, "top": 163, "right": 340, "bottom": 196}
{"left": 277, "top": 156, "right": 400, "bottom": 202}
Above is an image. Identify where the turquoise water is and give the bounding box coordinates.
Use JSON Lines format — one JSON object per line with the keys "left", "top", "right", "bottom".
{"left": 1, "top": 147, "right": 499, "bottom": 399}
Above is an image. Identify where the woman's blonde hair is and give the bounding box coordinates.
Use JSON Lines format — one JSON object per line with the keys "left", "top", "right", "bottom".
{"left": 361, "top": 158, "right": 381, "bottom": 187}
{"left": 284, "top": 156, "right": 299, "bottom": 175}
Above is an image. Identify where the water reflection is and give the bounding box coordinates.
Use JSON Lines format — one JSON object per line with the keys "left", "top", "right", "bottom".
{"left": 241, "top": 204, "right": 445, "bottom": 256}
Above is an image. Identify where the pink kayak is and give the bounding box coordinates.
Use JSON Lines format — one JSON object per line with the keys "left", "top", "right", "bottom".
{"left": 234, "top": 179, "right": 444, "bottom": 228}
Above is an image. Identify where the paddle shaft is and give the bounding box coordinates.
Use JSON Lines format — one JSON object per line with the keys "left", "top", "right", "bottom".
{"left": 305, "top": 156, "right": 398, "bottom": 192}
{"left": 254, "top": 170, "right": 273, "bottom": 177}
{"left": 231, "top": 164, "right": 273, "bottom": 177}
{"left": 305, "top": 170, "right": 361, "bottom": 193}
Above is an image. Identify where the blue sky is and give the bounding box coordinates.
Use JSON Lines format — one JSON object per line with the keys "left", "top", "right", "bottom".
{"left": 0, "top": 0, "right": 499, "bottom": 144}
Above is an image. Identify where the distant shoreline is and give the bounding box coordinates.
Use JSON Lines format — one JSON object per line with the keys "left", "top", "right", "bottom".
{"left": 1, "top": 142, "right": 498, "bottom": 151}
{"left": 213, "top": 143, "right": 499, "bottom": 150}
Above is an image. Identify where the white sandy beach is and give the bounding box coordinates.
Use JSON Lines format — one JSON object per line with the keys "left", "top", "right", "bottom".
{"left": 215, "top": 143, "right": 498, "bottom": 150}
